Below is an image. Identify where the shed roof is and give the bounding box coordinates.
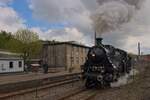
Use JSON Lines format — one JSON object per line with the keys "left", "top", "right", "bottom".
{"left": 42, "top": 41, "right": 90, "bottom": 48}
{"left": 0, "top": 50, "right": 22, "bottom": 59}
{"left": 0, "top": 58, "right": 23, "bottom": 60}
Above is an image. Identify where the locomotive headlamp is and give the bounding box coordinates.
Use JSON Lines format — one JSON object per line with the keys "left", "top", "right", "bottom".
{"left": 92, "top": 54, "right": 95, "bottom": 57}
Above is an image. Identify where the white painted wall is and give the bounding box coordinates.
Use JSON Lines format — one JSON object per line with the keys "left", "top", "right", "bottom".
{"left": 0, "top": 59, "right": 24, "bottom": 73}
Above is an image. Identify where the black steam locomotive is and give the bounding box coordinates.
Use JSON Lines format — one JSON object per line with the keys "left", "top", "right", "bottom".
{"left": 82, "top": 38, "right": 132, "bottom": 88}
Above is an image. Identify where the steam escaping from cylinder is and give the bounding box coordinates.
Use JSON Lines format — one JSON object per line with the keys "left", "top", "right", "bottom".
{"left": 92, "top": 0, "right": 144, "bottom": 37}
{"left": 111, "top": 69, "right": 139, "bottom": 87}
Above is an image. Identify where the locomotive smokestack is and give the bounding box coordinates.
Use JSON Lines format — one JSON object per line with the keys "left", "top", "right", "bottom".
{"left": 95, "top": 31, "right": 103, "bottom": 46}
{"left": 96, "top": 37, "right": 103, "bottom": 46}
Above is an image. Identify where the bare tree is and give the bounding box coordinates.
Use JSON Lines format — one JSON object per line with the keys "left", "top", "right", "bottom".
{"left": 14, "top": 29, "right": 42, "bottom": 64}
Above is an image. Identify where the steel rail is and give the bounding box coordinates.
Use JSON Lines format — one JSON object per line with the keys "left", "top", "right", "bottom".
{"left": 0, "top": 74, "right": 81, "bottom": 99}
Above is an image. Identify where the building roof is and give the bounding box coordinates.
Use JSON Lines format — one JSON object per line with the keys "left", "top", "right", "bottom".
{"left": 42, "top": 41, "right": 90, "bottom": 48}
{"left": 0, "top": 58, "right": 23, "bottom": 60}
{"left": 0, "top": 50, "right": 19, "bottom": 55}
{"left": 0, "top": 50, "right": 22, "bottom": 59}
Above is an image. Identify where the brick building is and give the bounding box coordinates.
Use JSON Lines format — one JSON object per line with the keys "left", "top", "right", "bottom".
{"left": 41, "top": 41, "right": 90, "bottom": 71}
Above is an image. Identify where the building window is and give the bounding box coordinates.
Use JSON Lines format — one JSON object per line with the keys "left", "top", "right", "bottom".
{"left": 19, "top": 61, "right": 22, "bottom": 67}
{"left": 9, "top": 62, "right": 13, "bottom": 68}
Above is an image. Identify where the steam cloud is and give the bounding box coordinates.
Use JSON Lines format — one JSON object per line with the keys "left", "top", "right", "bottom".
{"left": 92, "top": 0, "right": 144, "bottom": 37}
{"left": 111, "top": 69, "right": 139, "bottom": 87}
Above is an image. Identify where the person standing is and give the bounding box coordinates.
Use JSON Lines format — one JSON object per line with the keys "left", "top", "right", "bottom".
{"left": 24, "top": 64, "right": 28, "bottom": 73}
{"left": 43, "top": 62, "right": 48, "bottom": 74}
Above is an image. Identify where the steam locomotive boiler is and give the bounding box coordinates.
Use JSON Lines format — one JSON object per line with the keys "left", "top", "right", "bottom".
{"left": 82, "top": 38, "right": 132, "bottom": 88}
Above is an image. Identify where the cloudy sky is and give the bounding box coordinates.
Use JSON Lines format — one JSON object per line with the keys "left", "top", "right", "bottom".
{"left": 0, "top": 0, "right": 150, "bottom": 54}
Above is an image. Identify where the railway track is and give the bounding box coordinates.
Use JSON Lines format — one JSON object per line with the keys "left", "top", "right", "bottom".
{"left": 55, "top": 88, "right": 98, "bottom": 100}
{"left": 0, "top": 73, "right": 81, "bottom": 100}
{"left": 54, "top": 86, "right": 116, "bottom": 100}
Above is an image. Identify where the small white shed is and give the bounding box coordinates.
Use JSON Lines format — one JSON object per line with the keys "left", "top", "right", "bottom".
{"left": 0, "top": 50, "right": 24, "bottom": 73}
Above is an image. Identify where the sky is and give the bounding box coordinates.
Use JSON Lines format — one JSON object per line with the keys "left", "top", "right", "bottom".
{"left": 0, "top": 0, "right": 150, "bottom": 54}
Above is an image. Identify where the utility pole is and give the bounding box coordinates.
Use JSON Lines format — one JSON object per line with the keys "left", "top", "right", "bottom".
{"left": 138, "top": 42, "right": 141, "bottom": 60}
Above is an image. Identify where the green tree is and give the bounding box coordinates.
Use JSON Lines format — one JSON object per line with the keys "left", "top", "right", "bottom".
{"left": 14, "top": 29, "right": 42, "bottom": 64}
{"left": 0, "top": 31, "right": 12, "bottom": 49}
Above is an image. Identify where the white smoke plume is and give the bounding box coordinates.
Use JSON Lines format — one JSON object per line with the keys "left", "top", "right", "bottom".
{"left": 111, "top": 69, "right": 139, "bottom": 87}
{"left": 92, "top": 0, "right": 144, "bottom": 37}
